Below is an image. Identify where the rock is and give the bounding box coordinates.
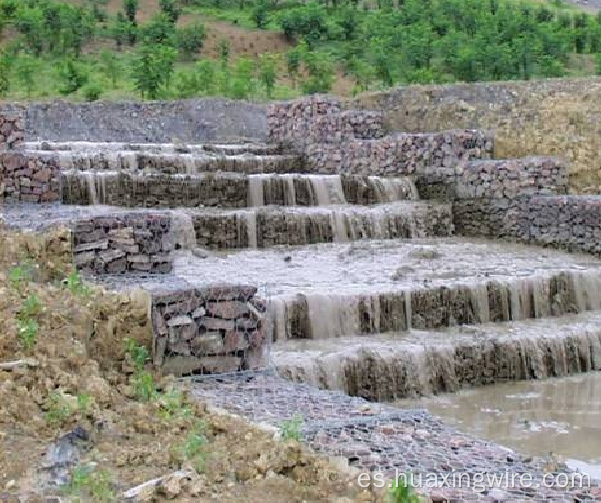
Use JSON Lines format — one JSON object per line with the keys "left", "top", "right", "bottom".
{"left": 166, "top": 315, "right": 194, "bottom": 328}
{"left": 159, "top": 471, "right": 191, "bottom": 499}
{"left": 192, "top": 248, "right": 211, "bottom": 259}
{"left": 84, "top": 376, "right": 111, "bottom": 405}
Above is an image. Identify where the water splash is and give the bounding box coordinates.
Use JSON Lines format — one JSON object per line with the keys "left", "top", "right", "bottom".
{"left": 169, "top": 210, "right": 196, "bottom": 250}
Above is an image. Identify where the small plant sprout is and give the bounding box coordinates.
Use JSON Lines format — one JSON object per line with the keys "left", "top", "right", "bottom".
{"left": 132, "top": 370, "right": 157, "bottom": 403}
{"left": 64, "top": 269, "right": 91, "bottom": 297}
{"left": 389, "top": 473, "right": 421, "bottom": 503}
{"left": 17, "top": 318, "right": 39, "bottom": 350}
{"left": 280, "top": 414, "right": 304, "bottom": 441}
{"left": 44, "top": 391, "right": 74, "bottom": 426}
{"left": 20, "top": 292, "right": 43, "bottom": 319}
{"left": 178, "top": 420, "right": 208, "bottom": 472}
{"left": 77, "top": 392, "right": 93, "bottom": 414}
{"left": 9, "top": 266, "right": 29, "bottom": 290}
{"left": 67, "top": 464, "right": 115, "bottom": 503}
{"left": 158, "top": 389, "right": 193, "bottom": 420}
{"left": 124, "top": 338, "right": 150, "bottom": 372}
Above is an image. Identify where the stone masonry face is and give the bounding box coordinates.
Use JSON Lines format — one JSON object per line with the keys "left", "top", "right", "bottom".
{"left": 267, "top": 96, "right": 493, "bottom": 176}
{"left": 151, "top": 285, "right": 267, "bottom": 375}
{"left": 0, "top": 113, "right": 24, "bottom": 151}
{"left": 0, "top": 152, "right": 61, "bottom": 203}
{"left": 453, "top": 195, "right": 601, "bottom": 257}
{"left": 72, "top": 213, "right": 174, "bottom": 275}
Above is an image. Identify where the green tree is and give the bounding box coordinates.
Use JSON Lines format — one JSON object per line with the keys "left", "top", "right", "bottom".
{"left": 259, "top": 54, "right": 277, "bottom": 98}
{"left": 301, "top": 49, "right": 334, "bottom": 94}
{"left": 99, "top": 49, "right": 121, "bottom": 88}
{"left": 131, "top": 43, "right": 177, "bottom": 98}
{"left": 58, "top": 58, "right": 88, "bottom": 95}
{"left": 123, "top": 0, "right": 138, "bottom": 23}
{"left": 112, "top": 11, "right": 128, "bottom": 49}
{"left": 159, "top": 0, "right": 180, "bottom": 23}
{"left": 252, "top": 1, "right": 269, "bottom": 29}
{"left": 0, "top": 52, "right": 12, "bottom": 97}
{"left": 14, "top": 53, "right": 38, "bottom": 97}
{"left": 141, "top": 13, "right": 176, "bottom": 46}
{"left": 176, "top": 23, "right": 206, "bottom": 59}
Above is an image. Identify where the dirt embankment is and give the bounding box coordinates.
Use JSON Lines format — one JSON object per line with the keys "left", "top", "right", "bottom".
{"left": 0, "top": 226, "right": 381, "bottom": 503}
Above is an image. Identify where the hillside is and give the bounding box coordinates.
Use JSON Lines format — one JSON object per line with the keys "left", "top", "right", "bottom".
{"left": 0, "top": 0, "right": 601, "bottom": 101}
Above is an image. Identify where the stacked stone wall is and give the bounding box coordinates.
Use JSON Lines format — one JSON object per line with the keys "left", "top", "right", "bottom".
{"left": 150, "top": 285, "right": 268, "bottom": 375}
{"left": 72, "top": 213, "right": 174, "bottom": 275}
{"left": 0, "top": 152, "right": 61, "bottom": 202}
{"left": 191, "top": 203, "right": 453, "bottom": 250}
{"left": 417, "top": 156, "right": 569, "bottom": 201}
{"left": 268, "top": 96, "right": 493, "bottom": 176}
{"left": 61, "top": 172, "right": 250, "bottom": 208}
{"left": 0, "top": 112, "right": 24, "bottom": 150}
{"left": 453, "top": 195, "right": 601, "bottom": 257}
{"left": 350, "top": 77, "right": 601, "bottom": 192}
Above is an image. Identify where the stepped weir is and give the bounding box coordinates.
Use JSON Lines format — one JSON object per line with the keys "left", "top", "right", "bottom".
{"left": 3, "top": 96, "right": 601, "bottom": 501}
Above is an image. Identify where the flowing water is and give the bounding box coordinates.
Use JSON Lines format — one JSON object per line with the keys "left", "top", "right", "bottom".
{"left": 395, "top": 372, "right": 601, "bottom": 479}
{"left": 170, "top": 238, "right": 601, "bottom": 340}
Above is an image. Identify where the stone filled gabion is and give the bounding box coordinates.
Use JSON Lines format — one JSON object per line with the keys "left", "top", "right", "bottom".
{"left": 267, "top": 96, "right": 385, "bottom": 151}
{"left": 0, "top": 112, "right": 24, "bottom": 151}
{"left": 0, "top": 152, "right": 61, "bottom": 203}
{"left": 72, "top": 213, "right": 174, "bottom": 275}
{"left": 454, "top": 156, "right": 568, "bottom": 199}
{"left": 268, "top": 96, "right": 494, "bottom": 177}
{"left": 151, "top": 285, "right": 267, "bottom": 374}
{"left": 453, "top": 195, "right": 601, "bottom": 256}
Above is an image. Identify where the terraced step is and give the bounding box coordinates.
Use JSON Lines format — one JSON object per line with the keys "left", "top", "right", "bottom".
{"left": 186, "top": 202, "right": 451, "bottom": 249}
{"left": 24, "top": 140, "right": 283, "bottom": 156}
{"left": 168, "top": 238, "right": 601, "bottom": 339}
{"left": 61, "top": 171, "right": 419, "bottom": 208}
{"left": 20, "top": 148, "right": 302, "bottom": 175}
{"left": 273, "top": 311, "right": 601, "bottom": 401}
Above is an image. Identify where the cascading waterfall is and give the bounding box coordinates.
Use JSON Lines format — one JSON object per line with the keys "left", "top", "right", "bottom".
{"left": 282, "top": 174, "right": 297, "bottom": 206}
{"left": 273, "top": 312, "right": 601, "bottom": 400}
{"left": 471, "top": 284, "right": 490, "bottom": 323}
{"left": 572, "top": 270, "right": 601, "bottom": 311}
{"left": 169, "top": 210, "right": 197, "bottom": 250}
{"left": 85, "top": 172, "right": 99, "bottom": 205}
{"left": 265, "top": 271, "right": 601, "bottom": 341}
{"left": 368, "top": 176, "right": 420, "bottom": 202}
{"left": 245, "top": 210, "right": 258, "bottom": 249}
{"left": 305, "top": 294, "right": 361, "bottom": 339}
{"left": 248, "top": 175, "right": 265, "bottom": 207}
{"left": 331, "top": 212, "right": 349, "bottom": 243}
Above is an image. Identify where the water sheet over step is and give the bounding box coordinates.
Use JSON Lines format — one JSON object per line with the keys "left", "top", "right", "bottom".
{"left": 60, "top": 171, "right": 419, "bottom": 208}
{"left": 273, "top": 311, "right": 601, "bottom": 401}
{"left": 169, "top": 237, "right": 601, "bottom": 340}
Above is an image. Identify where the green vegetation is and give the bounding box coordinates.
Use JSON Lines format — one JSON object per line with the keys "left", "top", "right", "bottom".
{"left": 173, "top": 420, "right": 208, "bottom": 471}
{"left": 0, "top": 0, "right": 599, "bottom": 99}
{"left": 64, "top": 269, "right": 92, "bottom": 297}
{"left": 65, "top": 464, "right": 116, "bottom": 503}
{"left": 44, "top": 390, "right": 74, "bottom": 425}
{"left": 389, "top": 474, "right": 421, "bottom": 503}
{"left": 124, "top": 338, "right": 158, "bottom": 402}
{"left": 279, "top": 414, "right": 304, "bottom": 441}
{"left": 16, "top": 317, "right": 39, "bottom": 350}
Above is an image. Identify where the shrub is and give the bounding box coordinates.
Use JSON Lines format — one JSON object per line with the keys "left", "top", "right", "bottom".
{"left": 280, "top": 414, "right": 303, "bottom": 441}
{"left": 176, "top": 23, "right": 206, "bottom": 59}
{"left": 82, "top": 81, "right": 103, "bottom": 102}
